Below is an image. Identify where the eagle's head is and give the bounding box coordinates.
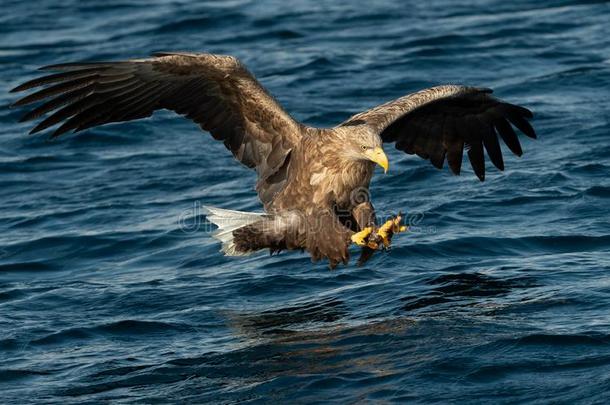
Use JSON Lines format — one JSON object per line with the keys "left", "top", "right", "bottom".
{"left": 335, "top": 125, "right": 389, "bottom": 173}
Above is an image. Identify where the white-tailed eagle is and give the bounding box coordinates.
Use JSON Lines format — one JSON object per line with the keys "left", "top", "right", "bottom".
{"left": 11, "top": 52, "right": 537, "bottom": 268}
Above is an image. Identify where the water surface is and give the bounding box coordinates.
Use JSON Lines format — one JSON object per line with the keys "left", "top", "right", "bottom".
{"left": 1, "top": 0, "right": 610, "bottom": 403}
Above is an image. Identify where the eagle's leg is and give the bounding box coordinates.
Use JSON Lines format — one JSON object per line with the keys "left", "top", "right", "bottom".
{"left": 350, "top": 202, "right": 379, "bottom": 266}
{"left": 350, "top": 201, "right": 376, "bottom": 247}
{"left": 305, "top": 209, "right": 352, "bottom": 269}
{"left": 352, "top": 201, "right": 377, "bottom": 228}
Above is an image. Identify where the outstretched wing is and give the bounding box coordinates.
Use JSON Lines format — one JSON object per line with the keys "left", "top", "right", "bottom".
{"left": 340, "top": 85, "right": 536, "bottom": 181}
{"left": 11, "top": 52, "right": 303, "bottom": 203}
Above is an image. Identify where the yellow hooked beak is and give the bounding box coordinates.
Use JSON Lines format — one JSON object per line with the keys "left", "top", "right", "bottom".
{"left": 365, "top": 146, "right": 389, "bottom": 173}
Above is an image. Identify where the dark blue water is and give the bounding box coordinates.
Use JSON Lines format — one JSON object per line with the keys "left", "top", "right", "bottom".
{"left": 1, "top": 0, "right": 610, "bottom": 403}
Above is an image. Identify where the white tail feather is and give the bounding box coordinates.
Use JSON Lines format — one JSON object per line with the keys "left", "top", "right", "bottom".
{"left": 203, "top": 206, "right": 264, "bottom": 256}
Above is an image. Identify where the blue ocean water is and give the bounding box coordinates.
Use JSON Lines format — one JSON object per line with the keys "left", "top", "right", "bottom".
{"left": 1, "top": 0, "right": 610, "bottom": 402}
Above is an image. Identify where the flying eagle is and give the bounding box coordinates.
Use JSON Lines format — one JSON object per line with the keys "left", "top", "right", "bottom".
{"left": 11, "top": 52, "right": 536, "bottom": 268}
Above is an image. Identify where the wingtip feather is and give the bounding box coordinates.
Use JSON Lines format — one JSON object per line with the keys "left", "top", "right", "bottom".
{"left": 10, "top": 83, "right": 28, "bottom": 93}
{"left": 28, "top": 126, "right": 43, "bottom": 135}
{"left": 11, "top": 97, "right": 32, "bottom": 108}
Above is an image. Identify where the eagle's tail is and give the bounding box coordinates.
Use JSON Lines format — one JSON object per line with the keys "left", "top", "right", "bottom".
{"left": 203, "top": 206, "right": 266, "bottom": 256}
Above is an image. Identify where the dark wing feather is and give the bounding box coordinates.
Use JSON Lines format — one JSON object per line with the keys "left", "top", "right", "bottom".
{"left": 11, "top": 52, "right": 303, "bottom": 204}
{"left": 443, "top": 115, "right": 463, "bottom": 175}
{"left": 340, "top": 85, "right": 536, "bottom": 181}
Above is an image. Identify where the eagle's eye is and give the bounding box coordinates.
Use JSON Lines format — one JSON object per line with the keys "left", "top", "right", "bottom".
{"left": 360, "top": 145, "right": 367, "bottom": 151}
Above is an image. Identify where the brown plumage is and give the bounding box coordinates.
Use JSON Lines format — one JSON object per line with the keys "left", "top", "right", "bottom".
{"left": 10, "top": 52, "right": 537, "bottom": 268}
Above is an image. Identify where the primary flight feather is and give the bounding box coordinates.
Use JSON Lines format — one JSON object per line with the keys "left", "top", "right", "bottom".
{"left": 11, "top": 52, "right": 537, "bottom": 268}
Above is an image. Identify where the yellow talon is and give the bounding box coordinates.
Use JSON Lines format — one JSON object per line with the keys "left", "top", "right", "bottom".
{"left": 352, "top": 215, "right": 408, "bottom": 251}
{"left": 351, "top": 226, "right": 373, "bottom": 246}
{"left": 378, "top": 215, "right": 408, "bottom": 248}
{"left": 377, "top": 217, "right": 395, "bottom": 247}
